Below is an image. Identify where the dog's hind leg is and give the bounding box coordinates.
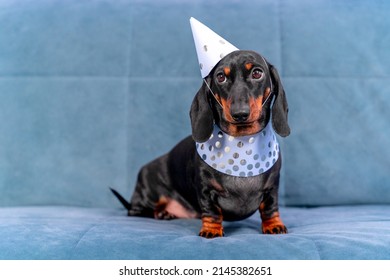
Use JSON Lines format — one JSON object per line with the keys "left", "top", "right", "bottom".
{"left": 154, "top": 196, "right": 177, "bottom": 220}
{"left": 110, "top": 155, "right": 170, "bottom": 218}
{"left": 154, "top": 195, "right": 199, "bottom": 220}
{"left": 126, "top": 162, "right": 165, "bottom": 218}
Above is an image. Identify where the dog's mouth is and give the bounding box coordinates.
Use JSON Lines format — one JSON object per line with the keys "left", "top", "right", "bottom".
{"left": 221, "top": 118, "right": 263, "bottom": 137}
{"left": 228, "top": 119, "right": 257, "bottom": 126}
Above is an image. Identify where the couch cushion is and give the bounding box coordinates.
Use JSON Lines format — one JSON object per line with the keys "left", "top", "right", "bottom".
{"left": 1, "top": 0, "right": 390, "bottom": 209}
{"left": 1, "top": 206, "right": 390, "bottom": 260}
{"left": 280, "top": 0, "right": 390, "bottom": 206}
{"left": 283, "top": 78, "right": 390, "bottom": 206}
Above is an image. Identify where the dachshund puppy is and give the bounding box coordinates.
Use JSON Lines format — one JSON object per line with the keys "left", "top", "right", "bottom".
{"left": 112, "top": 50, "right": 290, "bottom": 238}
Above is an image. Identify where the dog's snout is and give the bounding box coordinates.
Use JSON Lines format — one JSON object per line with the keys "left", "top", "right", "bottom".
{"left": 231, "top": 108, "right": 250, "bottom": 122}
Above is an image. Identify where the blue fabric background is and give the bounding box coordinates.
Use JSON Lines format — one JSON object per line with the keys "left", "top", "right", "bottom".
{"left": 1, "top": 0, "right": 390, "bottom": 259}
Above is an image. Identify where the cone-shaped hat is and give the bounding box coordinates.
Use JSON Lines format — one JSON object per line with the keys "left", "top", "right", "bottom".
{"left": 190, "top": 17, "right": 239, "bottom": 78}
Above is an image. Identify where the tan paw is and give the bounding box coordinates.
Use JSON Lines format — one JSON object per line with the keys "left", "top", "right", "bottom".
{"left": 199, "top": 216, "right": 224, "bottom": 238}
{"left": 261, "top": 214, "right": 288, "bottom": 234}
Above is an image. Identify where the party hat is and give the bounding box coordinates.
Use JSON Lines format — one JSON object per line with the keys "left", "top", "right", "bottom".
{"left": 190, "top": 17, "right": 239, "bottom": 78}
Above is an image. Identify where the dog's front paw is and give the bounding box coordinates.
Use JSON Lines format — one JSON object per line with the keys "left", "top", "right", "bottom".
{"left": 199, "top": 216, "right": 224, "bottom": 238}
{"left": 199, "top": 228, "right": 225, "bottom": 238}
{"left": 261, "top": 215, "right": 288, "bottom": 234}
{"left": 262, "top": 223, "right": 288, "bottom": 234}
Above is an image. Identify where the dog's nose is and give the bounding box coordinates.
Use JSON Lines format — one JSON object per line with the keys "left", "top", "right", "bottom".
{"left": 231, "top": 109, "right": 250, "bottom": 122}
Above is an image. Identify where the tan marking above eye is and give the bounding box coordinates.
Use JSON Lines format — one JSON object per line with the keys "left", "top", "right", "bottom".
{"left": 245, "top": 63, "right": 253, "bottom": 71}
{"left": 223, "top": 67, "right": 231, "bottom": 76}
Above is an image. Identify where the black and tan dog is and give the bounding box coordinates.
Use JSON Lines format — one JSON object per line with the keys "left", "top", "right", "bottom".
{"left": 112, "top": 50, "right": 290, "bottom": 238}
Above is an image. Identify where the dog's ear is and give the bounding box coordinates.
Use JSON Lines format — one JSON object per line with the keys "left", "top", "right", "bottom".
{"left": 190, "top": 79, "right": 214, "bottom": 142}
{"left": 269, "top": 63, "right": 291, "bottom": 137}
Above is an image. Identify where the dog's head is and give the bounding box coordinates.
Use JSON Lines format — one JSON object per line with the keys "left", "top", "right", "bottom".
{"left": 190, "top": 50, "right": 290, "bottom": 142}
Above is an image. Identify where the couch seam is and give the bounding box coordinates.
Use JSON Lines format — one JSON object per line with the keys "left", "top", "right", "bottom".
{"left": 69, "top": 224, "right": 98, "bottom": 259}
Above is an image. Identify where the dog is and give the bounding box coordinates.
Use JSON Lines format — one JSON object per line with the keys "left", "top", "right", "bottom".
{"left": 111, "top": 50, "right": 290, "bottom": 238}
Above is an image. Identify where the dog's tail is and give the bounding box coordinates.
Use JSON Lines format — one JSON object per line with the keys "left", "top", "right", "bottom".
{"left": 110, "top": 187, "right": 131, "bottom": 210}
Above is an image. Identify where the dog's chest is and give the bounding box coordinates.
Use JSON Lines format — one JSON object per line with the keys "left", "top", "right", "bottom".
{"left": 216, "top": 176, "right": 265, "bottom": 221}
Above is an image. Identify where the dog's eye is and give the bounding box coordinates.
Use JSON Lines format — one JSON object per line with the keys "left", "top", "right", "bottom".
{"left": 216, "top": 73, "right": 227, "bottom": 83}
{"left": 252, "top": 69, "right": 263, "bottom": 80}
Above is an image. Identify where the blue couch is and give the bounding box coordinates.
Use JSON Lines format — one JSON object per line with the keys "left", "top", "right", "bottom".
{"left": 1, "top": 0, "right": 390, "bottom": 260}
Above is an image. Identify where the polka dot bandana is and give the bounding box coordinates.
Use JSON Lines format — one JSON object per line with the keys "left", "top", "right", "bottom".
{"left": 196, "top": 122, "right": 279, "bottom": 177}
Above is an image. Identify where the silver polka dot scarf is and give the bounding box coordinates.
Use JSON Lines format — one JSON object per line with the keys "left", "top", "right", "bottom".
{"left": 196, "top": 122, "right": 279, "bottom": 177}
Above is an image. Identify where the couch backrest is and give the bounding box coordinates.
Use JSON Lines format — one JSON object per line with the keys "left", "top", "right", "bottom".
{"left": 281, "top": 0, "right": 390, "bottom": 206}
{"left": 1, "top": 0, "right": 389, "bottom": 208}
